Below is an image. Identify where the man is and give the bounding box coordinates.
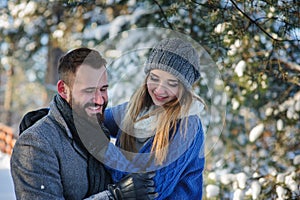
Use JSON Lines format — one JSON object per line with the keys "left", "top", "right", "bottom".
{"left": 11, "top": 48, "right": 156, "bottom": 200}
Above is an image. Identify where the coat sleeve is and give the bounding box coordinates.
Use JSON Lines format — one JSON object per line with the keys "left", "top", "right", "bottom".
{"left": 84, "top": 191, "right": 112, "bottom": 200}
{"left": 10, "top": 130, "right": 65, "bottom": 199}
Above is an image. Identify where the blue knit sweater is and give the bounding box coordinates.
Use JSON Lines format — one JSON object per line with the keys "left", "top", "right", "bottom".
{"left": 103, "top": 103, "right": 205, "bottom": 200}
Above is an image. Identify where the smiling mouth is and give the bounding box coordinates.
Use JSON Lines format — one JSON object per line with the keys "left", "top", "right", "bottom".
{"left": 154, "top": 94, "right": 168, "bottom": 101}
{"left": 89, "top": 105, "right": 101, "bottom": 110}
{"left": 86, "top": 104, "right": 102, "bottom": 113}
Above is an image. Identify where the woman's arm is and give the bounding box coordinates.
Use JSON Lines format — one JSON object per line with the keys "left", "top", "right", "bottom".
{"left": 164, "top": 156, "right": 205, "bottom": 199}
{"left": 104, "top": 103, "right": 128, "bottom": 138}
{"left": 155, "top": 116, "right": 205, "bottom": 199}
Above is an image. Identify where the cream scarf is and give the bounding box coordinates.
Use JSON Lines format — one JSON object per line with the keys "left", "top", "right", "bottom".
{"left": 133, "top": 99, "right": 204, "bottom": 139}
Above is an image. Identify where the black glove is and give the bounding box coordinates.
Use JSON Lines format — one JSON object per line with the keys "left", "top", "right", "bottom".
{"left": 108, "top": 172, "right": 158, "bottom": 200}
{"left": 19, "top": 108, "right": 49, "bottom": 135}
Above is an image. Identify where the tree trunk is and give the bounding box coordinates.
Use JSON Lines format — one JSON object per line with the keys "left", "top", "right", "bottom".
{"left": 44, "top": 46, "right": 64, "bottom": 104}
{"left": 0, "top": 65, "right": 4, "bottom": 123}
{"left": 3, "top": 65, "right": 14, "bottom": 125}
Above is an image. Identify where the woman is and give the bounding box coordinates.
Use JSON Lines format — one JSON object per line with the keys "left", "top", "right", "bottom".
{"left": 104, "top": 38, "right": 205, "bottom": 199}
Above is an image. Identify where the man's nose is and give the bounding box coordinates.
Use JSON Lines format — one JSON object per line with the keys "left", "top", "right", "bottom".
{"left": 93, "top": 91, "right": 105, "bottom": 105}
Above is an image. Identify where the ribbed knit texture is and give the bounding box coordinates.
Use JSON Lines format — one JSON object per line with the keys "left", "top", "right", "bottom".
{"left": 144, "top": 38, "right": 201, "bottom": 89}
{"left": 104, "top": 103, "right": 205, "bottom": 200}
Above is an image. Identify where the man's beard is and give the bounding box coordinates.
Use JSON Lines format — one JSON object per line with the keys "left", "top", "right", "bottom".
{"left": 69, "top": 94, "right": 108, "bottom": 126}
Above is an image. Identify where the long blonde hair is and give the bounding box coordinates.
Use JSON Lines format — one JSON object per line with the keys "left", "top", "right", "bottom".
{"left": 120, "top": 75, "right": 205, "bottom": 165}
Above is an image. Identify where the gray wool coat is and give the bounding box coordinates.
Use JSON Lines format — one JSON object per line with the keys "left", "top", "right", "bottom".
{"left": 10, "top": 98, "right": 112, "bottom": 200}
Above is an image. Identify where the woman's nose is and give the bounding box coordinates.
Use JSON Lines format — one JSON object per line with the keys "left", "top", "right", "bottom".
{"left": 154, "top": 83, "right": 166, "bottom": 94}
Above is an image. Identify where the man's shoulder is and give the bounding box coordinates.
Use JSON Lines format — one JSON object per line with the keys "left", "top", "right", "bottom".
{"left": 19, "top": 114, "right": 63, "bottom": 142}
{"left": 11, "top": 116, "right": 62, "bottom": 160}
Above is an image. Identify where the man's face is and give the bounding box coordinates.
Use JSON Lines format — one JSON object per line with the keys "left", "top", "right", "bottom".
{"left": 69, "top": 64, "right": 108, "bottom": 123}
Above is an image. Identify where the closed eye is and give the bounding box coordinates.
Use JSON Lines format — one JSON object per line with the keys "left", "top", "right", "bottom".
{"left": 168, "top": 81, "right": 179, "bottom": 87}
{"left": 149, "top": 74, "right": 159, "bottom": 82}
{"left": 100, "top": 86, "right": 108, "bottom": 92}
{"left": 83, "top": 88, "right": 96, "bottom": 93}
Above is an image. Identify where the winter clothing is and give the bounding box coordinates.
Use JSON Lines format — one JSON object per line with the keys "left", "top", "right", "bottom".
{"left": 104, "top": 101, "right": 205, "bottom": 200}
{"left": 11, "top": 94, "right": 112, "bottom": 200}
{"left": 144, "top": 38, "right": 201, "bottom": 89}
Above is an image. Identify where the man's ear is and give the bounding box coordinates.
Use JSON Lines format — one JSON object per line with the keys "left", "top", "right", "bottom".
{"left": 57, "top": 80, "right": 70, "bottom": 100}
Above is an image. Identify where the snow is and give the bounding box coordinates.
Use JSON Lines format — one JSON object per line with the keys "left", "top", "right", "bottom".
{"left": 285, "top": 172, "right": 298, "bottom": 192}
{"left": 0, "top": 152, "right": 15, "bottom": 200}
{"left": 236, "top": 172, "right": 247, "bottom": 189}
{"left": 214, "top": 23, "right": 227, "bottom": 34}
{"left": 276, "top": 119, "right": 284, "bottom": 131}
{"left": 249, "top": 123, "right": 264, "bottom": 142}
{"left": 206, "top": 184, "right": 220, "bottom": 198}
{"left": 233, "top": 189, "right": 244, "bottom": 200}
{"left": 250, "top": 181, "right": 261, "bottom": 200}
{"left": 276, "top": 186, "right": 287, "bottom": 200}
{"left": 293, "top": 155, "right": 300, "bottom": 165}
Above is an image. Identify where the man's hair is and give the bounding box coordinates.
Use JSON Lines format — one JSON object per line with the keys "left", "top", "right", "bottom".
{"left": 58, "top": 47, "right": 107, "bottom": 85}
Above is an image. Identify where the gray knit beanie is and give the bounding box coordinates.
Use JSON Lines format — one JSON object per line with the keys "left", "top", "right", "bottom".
{"left": 144, "top": 38, "right": 201, "bottom": 89}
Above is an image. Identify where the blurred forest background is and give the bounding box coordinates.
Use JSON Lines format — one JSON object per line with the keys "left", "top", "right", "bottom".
{"left": 0, "top": 0, "right": 299, "bottom": 199}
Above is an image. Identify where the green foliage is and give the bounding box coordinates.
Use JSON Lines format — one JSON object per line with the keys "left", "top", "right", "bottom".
{"left": 0, "top": 0, "right": 299, "bottom": 198}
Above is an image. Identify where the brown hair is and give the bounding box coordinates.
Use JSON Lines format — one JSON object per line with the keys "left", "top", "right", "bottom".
{"left": 58, "top": 47, "right": 107, "bottom": 86}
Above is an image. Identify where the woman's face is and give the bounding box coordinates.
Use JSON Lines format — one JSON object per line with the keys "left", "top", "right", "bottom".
{"left": 147, "top": 69, "right": 180, "bottom": 106}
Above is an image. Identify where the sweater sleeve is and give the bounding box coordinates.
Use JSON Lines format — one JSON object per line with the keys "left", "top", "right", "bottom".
{"left": 104, "top": 102, "right": 146, "bottom": 181}
{"left": 154, "top": 116, "right": 205, "bottom": 200}
{"left": 104, "top": 102, "right": 128, "bottom": 138}
{"left": 164, "top": 154, "right": 204, "bottom": 200}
